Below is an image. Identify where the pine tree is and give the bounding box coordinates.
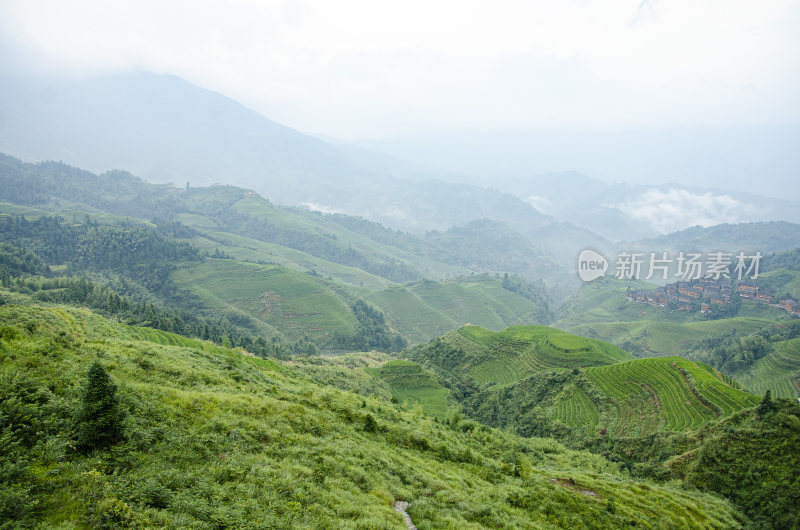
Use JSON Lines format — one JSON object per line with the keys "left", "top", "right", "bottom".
{"left": 75, "top": 361, "right": 126, "bottom": 452}
{"left": 758, "top": 389, "right": 776, "bottom": 415}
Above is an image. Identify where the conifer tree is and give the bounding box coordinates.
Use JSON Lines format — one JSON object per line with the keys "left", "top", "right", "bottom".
{"left": 75, "top": 360, "right": 126, "bottom": 451}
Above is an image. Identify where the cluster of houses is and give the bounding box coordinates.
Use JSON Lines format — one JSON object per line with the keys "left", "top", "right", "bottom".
{"left": 627, "top": 277, "right": 800, "bottom": 317}
{"left": 736, "top": 282, "right": 800, "bottom": 316}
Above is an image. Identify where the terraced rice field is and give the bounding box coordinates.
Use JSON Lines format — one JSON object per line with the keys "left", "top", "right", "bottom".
{"left": 184, "top": 229, "right": 390, "bottom": 291}
{"left": 585, "top": 357, "right": 759, "bottom": 436}
{"left": 367, "top": 360, "right": 449, "bottom": 418}
{"left": 738, "top": 337, "right": 800, "bottom": 398}
{"left": 410, "top": 278, "right": 544, "bottom": 331}
{"left": 567, "top": 317, "right": 775, "bottom": 356}
{"left": 173, "top": 259, "right": 357, "bottom": 341}
{"left": 553, "top": 386, "right": 601, "bottom": 429}
{"left": 367, "top": 278, "right": 548, "bottom": 345}
{"left": 458, "top": 325, "right": 634, "bottom": 387}
{"left": 366, "top": 285, "right": 459, "bottom": 345}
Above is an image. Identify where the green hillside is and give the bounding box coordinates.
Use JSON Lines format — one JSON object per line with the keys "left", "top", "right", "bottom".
{"left": 556, "top": 275, "right": 790, "bottom": 336}
{"left": 555, "top": 274, "right": 796, "bottom": 396}
{"left": 0, "top": 154, "right": 553, "bottom": 349}
{"left": 556, "top": 277, "right": 673, "bottom": 328}
{"left": 463, "top": 356, "right": 759, "bottom": 439}
{"left": 756, "top": 268, "right": 800, "bottom": 298}
{"left": 568, "top": 317, "right": 776, "bottom": 357}
{"left": 0, "top": 302, "right": 744, "bottom": 528}
{"left": 184, "top": 229, "right": 392, "bottom": 292}
{"left": 409, "top": 325, "right": 633, "bottom": 388}
{"left": 169, "top": 257, "right": 551, "bottom": 347}
{"left": 409, "top": 325, "right": 758, "bottom": 439}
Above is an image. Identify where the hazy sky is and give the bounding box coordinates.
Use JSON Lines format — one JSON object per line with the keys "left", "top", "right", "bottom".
{"left": 1, "top": 0, "right": 799, "bottom": 140}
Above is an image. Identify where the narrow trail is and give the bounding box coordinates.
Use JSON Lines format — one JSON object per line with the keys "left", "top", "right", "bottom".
{"left": 394, "top": 501, "right": 417, "bottom": 530}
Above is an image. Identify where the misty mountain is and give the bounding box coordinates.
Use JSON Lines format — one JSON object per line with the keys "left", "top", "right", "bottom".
{"left": 0, "top": 72, "right": 551, "bottom": 234}
{"left": 622, "top": 221, "right": 800, "bottom": 255}
{"left": 484, "top": 172, "right": 800, "bottom": 242}
{"left": 359, "top": 126, "right": 800, "bottom": 202}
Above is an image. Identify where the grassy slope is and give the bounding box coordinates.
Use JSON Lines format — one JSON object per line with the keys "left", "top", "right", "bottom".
{"left": 0, "top": 302, "right": 743, "bottom": 529}
{"left": 555, "top": 277, "right": 672, "bottom": 329}
{"left": 366, "top": 285, "right": 459, "bottom": 344}
{"left": 1, "top": 194, "right": 549, "bottom": 347}
{"left": 171, "top": 258, "right": 548, "bottom": 347}
{"left": 756, "top": 268, "right": 800, "bottom": 298}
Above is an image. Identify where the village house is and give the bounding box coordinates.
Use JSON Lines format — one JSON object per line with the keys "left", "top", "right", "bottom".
{"left": 781, "top": 297, "right": 800, "bottom": 316}
{"left": 737, "top": 282, "right": 758, "bottom": 299}
{"left": 679, "top": 286, "right": 701, "bottom": 299}
{"left": 756, "top": 288, "right": 775, "bottom": 303}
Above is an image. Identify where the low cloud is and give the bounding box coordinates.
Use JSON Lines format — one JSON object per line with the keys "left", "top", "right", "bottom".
{"left": 301, "top": 202, "right": 344, "bottom": 215}
{"left": 611, "top": 189, "right": 753, "bottom": 233}
{"left": 524, "top": 195, "right": 553, "bottom": 214}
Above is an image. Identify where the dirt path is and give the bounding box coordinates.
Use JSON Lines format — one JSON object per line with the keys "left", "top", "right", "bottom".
{"left": 394, "top": 501, "right": 417, "bottom": 530}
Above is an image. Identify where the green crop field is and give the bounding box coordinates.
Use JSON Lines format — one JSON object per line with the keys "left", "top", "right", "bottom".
{"left": 409, "top": 277, "right": 545, "bottom": 330}
{"left": 585, "top": 357, "right": 759, "bottom": 436}
{"left": 367, "top": 360, "right": 450, "bottom": 419}
{"left": 172, "top": 258, "right": 357, "bottom": 342}
{"left": 409, "top": 324, "right": 633, "bottom": 388}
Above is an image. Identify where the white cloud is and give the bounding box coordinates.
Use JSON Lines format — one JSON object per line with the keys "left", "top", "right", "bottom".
{"left": 611, "top": 189, "right": 755, "bottom": 233}
{"left": 524, "top": 195, "right": 553, "bottom": 214}
{"left": 0, "top": 0, "right": 798, "bottom": 138}
{"left": 301, "top": 202, "right": 344, "bottom": 214}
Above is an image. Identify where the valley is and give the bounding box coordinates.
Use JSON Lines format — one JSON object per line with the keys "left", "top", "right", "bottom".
{"left": 1, "top": 150, "right": 799, "bottom": 528}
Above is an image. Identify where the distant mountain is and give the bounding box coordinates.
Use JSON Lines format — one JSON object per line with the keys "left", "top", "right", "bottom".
{"left": 623, "top": 221, "right": 800, "bottom": 255}
{"left": 359, "top": 126, "right": 800, "bottom": 203}
{"left": 0, "top": 72, "right": 551, "bottom": 234}
{"left": 487, "top": 172, "right": 800, "bottom": 242}
{"left": 0, "top": 153, "right": 555, "bottom": 345}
